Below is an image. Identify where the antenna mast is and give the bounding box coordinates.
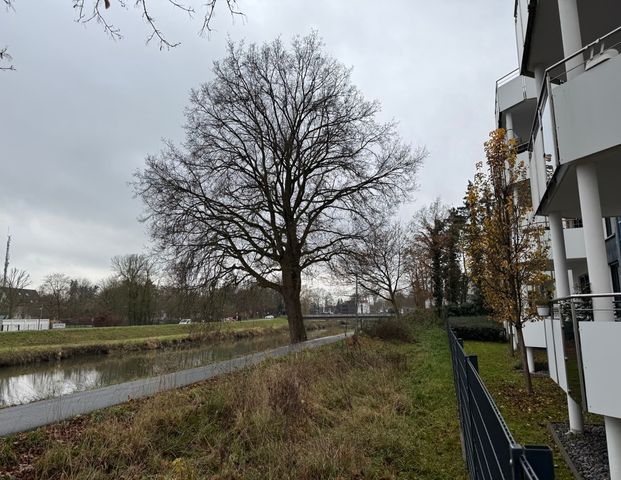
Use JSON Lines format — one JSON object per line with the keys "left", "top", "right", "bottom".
{"left": 2, "top": 234, "right": 10, "bottom": 288}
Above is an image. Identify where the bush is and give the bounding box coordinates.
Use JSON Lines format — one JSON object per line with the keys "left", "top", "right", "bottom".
{"left": 403, "top": 309, "right": 442, "bottom": 327}
{"left": 363, "top": 317, "right": 414, "bottom": 342}
{"left": 448, "top": 316, "right": 507, "bottom": 343}
{"left": 445, "top": 303, "right": 490, "bottom": 317}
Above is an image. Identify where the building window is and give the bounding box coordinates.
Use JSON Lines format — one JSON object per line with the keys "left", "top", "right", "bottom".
{"left": 612, "top": 263, "right": 621, "bottom": 293}
{"left": 605, "top": 217, "right": 614, "bottom": 238}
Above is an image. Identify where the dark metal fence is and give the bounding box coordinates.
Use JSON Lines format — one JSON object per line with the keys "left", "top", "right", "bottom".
{"left": 448, "top": 327, "right": 555, "bottom": 480}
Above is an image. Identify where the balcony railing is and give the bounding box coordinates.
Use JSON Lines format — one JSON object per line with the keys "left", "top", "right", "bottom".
{"left": 547, "top": 293, "right": 621, "bottom": 416}
{"left": 527, "top": 25, "right": 621, "bottom": 193}
{"left": 494, "top": 68, "right": 520, "bottom": 127}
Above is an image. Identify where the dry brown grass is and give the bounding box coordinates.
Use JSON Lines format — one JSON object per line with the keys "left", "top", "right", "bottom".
{"left": 0, "top": 328, "right": 466, "bottom": 479}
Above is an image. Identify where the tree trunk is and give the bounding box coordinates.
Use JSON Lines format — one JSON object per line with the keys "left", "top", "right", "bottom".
{"left": 515, "top": 324, "right": 533, "bottom": 394}
{"left": 390, "top": 292, "right": 401, "bottom": 320}
{"left": 281, "top": 262, "right": 307, "bottom": 344}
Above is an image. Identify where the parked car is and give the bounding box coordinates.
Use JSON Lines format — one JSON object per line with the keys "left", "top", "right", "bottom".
{"left": 264, "top": 314, "right": 274, "bottom": 319}
{"left": 178, "top": 319, "right": 192, "bottom": 325}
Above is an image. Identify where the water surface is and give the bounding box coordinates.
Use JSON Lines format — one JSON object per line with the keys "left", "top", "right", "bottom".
{"left": 0, "top": 326, "right": 343, "bottom": 408}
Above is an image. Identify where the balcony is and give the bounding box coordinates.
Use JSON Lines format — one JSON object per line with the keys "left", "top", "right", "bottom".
{"left": 514, "top": 0, "right": 564, "bottom": 76}
{"left": 527, "top": 26, "right": 621, "bottom": 217}
{"left": 514, "top": 0, "right": 621, "bottom": 77}
{"left": 546, "top": 294, "right": 621, "bottom": 418}
{"left": 495, "top": 71, "right": 537, "bottom": 144}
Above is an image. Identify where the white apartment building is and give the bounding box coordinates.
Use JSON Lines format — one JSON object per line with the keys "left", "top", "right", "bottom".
{"left": 495, "top": 1, "right": 621, "bottom": 477}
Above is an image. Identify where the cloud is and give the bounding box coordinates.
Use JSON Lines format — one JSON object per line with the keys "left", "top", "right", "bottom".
{"left": 0, "top": 0, "right": 517, "bottom": 285}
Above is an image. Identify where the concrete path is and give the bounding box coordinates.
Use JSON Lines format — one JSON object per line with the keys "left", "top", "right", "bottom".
{"left": 0, "top": 332, "right": 349, "bottom": 436}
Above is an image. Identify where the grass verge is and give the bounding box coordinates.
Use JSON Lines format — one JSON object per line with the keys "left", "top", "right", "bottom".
{"left": 0, "top": 325, "right": 466, "bottom": 479}
{"left": 464, "top": 339, "right": 599, "bottom": 480}
{"left": 0, "top": 318, "right": 290, "bottom": 367}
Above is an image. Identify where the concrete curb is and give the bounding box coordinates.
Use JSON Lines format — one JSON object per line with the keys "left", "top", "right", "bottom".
{"left": 547, "top": 423, "right": 586, "bottom": 480}
{"left": 0, "top": 332, "right": 350, "bottom": 437}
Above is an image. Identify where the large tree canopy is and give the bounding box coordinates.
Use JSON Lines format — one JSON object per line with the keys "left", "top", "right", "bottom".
{"left": 135, "top": 33, "right": 424, "bottom": 342}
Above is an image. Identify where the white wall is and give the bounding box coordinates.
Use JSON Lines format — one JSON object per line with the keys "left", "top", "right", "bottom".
{"left": 1, "top": 319, "right": 50, "bottom": 332}
{"left": 553, "top": 53, "right": 621, "bottom": 165}
{"left": 580, "top": 321, "right": 621, "bottom": 417}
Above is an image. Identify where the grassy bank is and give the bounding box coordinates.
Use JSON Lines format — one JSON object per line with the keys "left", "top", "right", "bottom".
{"left": 0, "top": 318, "right": 290, "bottom": 367}
{"left": 464, "top": 339, "right": 579, "bottom": 480}
{"left": 0, "top": 324, "right": 466, "bottom": 479}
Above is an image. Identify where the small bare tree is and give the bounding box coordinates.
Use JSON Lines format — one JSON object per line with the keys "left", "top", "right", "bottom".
{"left": 111, "top": 254, "right": 157, "bottom": 324}
{"left": 0, "top": 267, "right": 31, "bottom": 317}
{"left": 41, "top": 273, "right": 71, "bottom": 320}
{"left": 135, "top": 33, "right": 424, "bottom": 343}
{"left": 334, "top": 221, "right": 408, "bottom": 318}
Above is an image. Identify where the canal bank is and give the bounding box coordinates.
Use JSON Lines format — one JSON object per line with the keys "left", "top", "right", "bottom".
{"left": 0, "top": 318, "right": 312, "bottom": 367}
{"left": 0, "top": 326, "right": 343, "bottom": 408}
{"left": 0, "top": 332, "right": 350, "bottom": 437}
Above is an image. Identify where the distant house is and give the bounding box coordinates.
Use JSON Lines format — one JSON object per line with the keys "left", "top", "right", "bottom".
{"left": 0, "top": 287, "right": 40, "bottom": 319}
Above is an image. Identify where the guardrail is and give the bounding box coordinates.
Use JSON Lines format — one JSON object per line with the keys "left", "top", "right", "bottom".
{"left": 448, "top": 327, "right": 555, "bottom": 479}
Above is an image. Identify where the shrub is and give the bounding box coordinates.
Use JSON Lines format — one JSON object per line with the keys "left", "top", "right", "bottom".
{"left": 445, "top": 302, "right": 491, "bottom": 317}
{"left": 363, "top": 317, "right": 414, "bottom": 342}
{"left": 404, "top": 309, "right": 442, "bottom": 327}
{"left": 448, "top": 316, "right": 507, "bottom": 342}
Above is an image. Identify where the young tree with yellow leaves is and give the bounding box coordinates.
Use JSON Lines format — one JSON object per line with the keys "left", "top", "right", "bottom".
{"left": 465, "top": 129, "right": 549, "bottom": 394}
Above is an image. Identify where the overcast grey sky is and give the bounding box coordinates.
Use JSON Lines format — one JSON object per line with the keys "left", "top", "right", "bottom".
{"left": 0, "top": 0, "right": 517, "bottom": 287}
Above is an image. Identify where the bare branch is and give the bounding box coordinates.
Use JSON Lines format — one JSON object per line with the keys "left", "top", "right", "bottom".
{"left": 0, "top": 47, "right": 15, "bottom": 71}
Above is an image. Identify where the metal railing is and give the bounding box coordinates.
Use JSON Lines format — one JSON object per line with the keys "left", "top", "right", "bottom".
{"left": 495, "top": 68, "right": 528, "bottom": 136}
{"left": 549, "top": 293, "right": 621, "bottom": 408}
{"left": 448, "top": 327, "right": 555, "bottom": 479}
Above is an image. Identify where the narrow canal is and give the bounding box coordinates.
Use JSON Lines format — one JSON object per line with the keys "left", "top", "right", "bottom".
{"left": 0, "top": 326, "right": 344, "bottom": 408}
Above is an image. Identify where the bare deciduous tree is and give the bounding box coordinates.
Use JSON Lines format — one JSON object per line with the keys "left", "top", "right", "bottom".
{"left": 0, "top": 267, "right": 31, "bottom": 317}
{"left": 111, "top": 253, "right": 157, "bottom": 324}
{"left": 135, "top": 34, "right": 424, "bottom": 343}
{"left": 40, "top": 273, "right": 71, "bottom": 320}
{"left": 334, "top": 221, "right": 408, "bottom": 318}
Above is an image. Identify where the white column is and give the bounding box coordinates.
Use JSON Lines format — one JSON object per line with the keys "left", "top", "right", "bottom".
{"left": 505, "top": 111, "right": 514, "bottom": 139}
{"left": 526, "top": 347, "right": 536, "bottom": 373}
{"left": 557, "top": 0, "right": 584, "bottom": 80}
{"left": 534, "top": 64, "right": 546, "bottom": 94}
{"left": 549, "top": 212, "right": 571, "bottom": 296}
{"left": 576, "top": 162, "right": 613, "bottom": 316}
{"left": 576, "top": 162, "right": 621, "bottom": 478}
{"left": 549, "top": 211, "right": 584, "bottom": 433}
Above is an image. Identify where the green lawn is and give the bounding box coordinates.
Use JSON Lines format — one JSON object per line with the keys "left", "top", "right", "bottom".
{"left": 464, "top": 339, "right": 576, "bottom": 480}
{"left": 0, "top": 318, "right": 288, "bottom": 349}
{"left": 0, "top": 318, "right": 289, "bottom": 366}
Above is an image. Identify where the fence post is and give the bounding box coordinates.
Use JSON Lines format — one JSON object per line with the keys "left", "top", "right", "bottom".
{"left": 467, "top": 354, "right": 479, "bottom": 373}
{"left": 510, "top": 444, "right": 524, "bottom": 480}
{"left": 523, "top": 445, "right": 555, "bottom": 479}
{"left": 465, "top": 353, "right": 479, "bottom": 478}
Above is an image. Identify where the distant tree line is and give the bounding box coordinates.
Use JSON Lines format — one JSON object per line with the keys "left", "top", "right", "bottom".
{"left": 0, "top": 253, "right": 282, "bottom": 326}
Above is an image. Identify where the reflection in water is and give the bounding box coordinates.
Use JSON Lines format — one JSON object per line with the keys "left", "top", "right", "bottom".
{"left": 0, "top": 328, "right": 339, "bottom": 408}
